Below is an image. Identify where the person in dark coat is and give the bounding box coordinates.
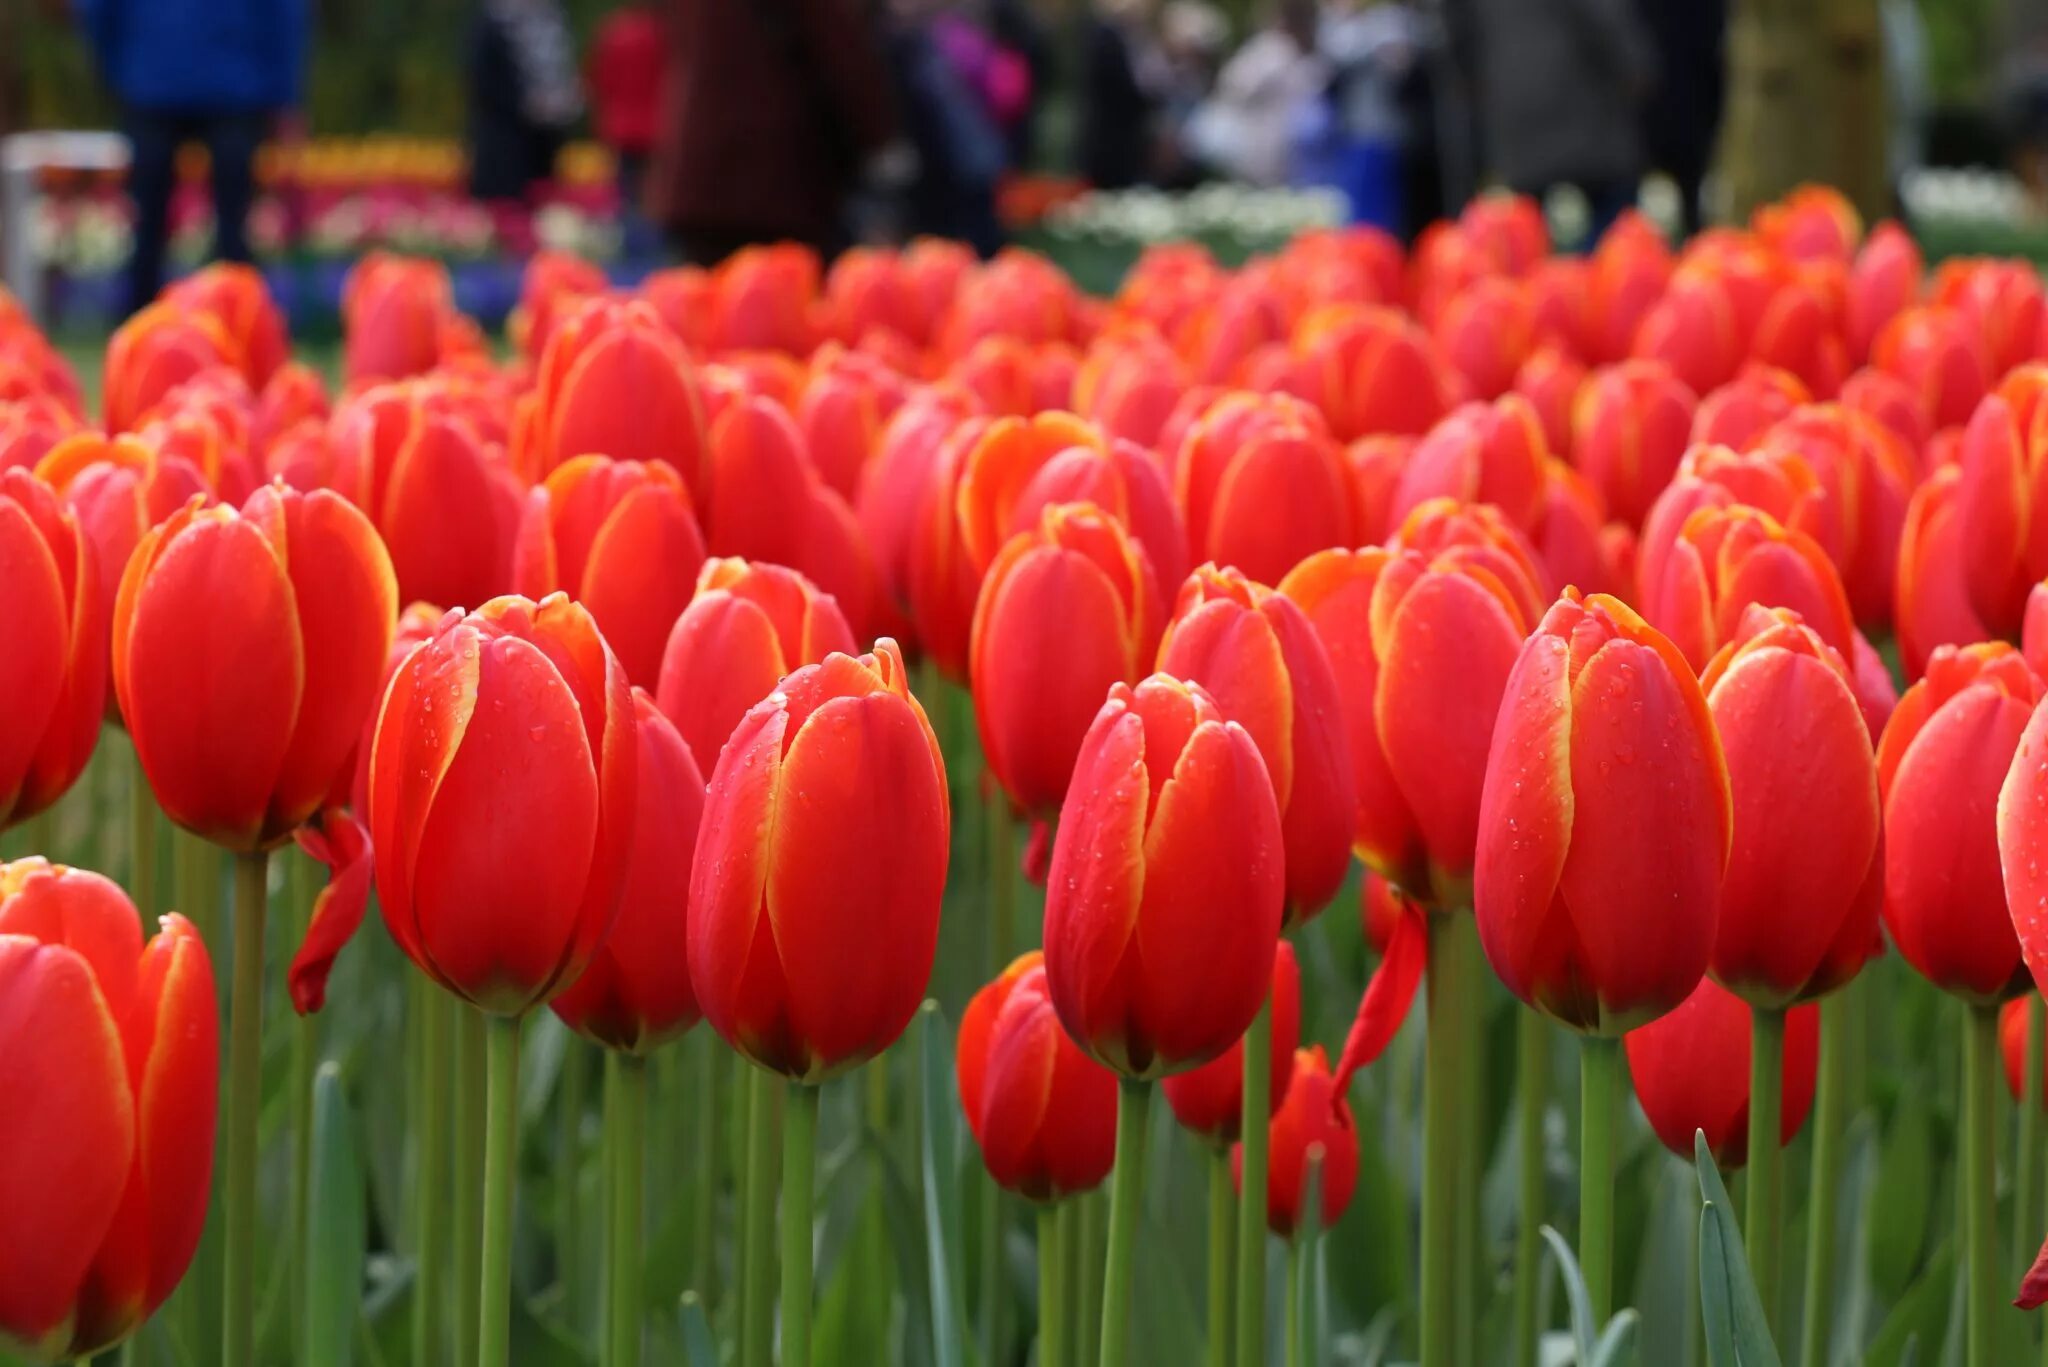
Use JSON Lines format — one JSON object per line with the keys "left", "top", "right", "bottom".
{"left": 1078, "top": 0, "right": 1159, "bottom": 190}
{"left": 647, "top": 0, "right": 898, "bottom": 264}
{"left": 76, "top": 0, "right": 307, "bottom": 315}
{"left": 467, "top": 0, "right": 583, "bottom": 206}
{"left": 1634, "top": 0, "right": 1726, "bottom": 237}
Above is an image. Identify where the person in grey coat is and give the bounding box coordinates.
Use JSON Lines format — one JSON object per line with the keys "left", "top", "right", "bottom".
{"left": 1468, "top": 0, "right": 1654, "bottom": 245}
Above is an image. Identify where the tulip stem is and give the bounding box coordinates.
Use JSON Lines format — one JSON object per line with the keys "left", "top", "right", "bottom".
{"left": 1283, "top": 1239, "right": 1304, "bottom": 1367}
{"left": 1076, "top": 1189, "right": 1105, "bottom": 1367}
{"left": 1206, "top": 1148, "right": 1235, "bottom": 1367}
{"left": 1099, "top": 1079, "right": 1153, "bottom": 1367}
{"left": 781, "top": 1080, "right": 820, "bottom": 1367}
{"left": 609, "top": 1053, "right": 647, "bottom": 1367}
{"left": 1040, "top": 1201, "right": 1069, "bottom": 1367}
{"left": 1964, "top": 1002, "right": 2000, "bottom": 1367}
{"left": 287, "top": 851, "right": 316, "bottom": 1359}
{"left": 413, "top": 989, "right": 450, "bottom": 1367}
{"left": 559, "top": 1039, "right": 589, "bottom": 1323}
{"left": 222, "top": 850, "right": 267, "bottom": 1367}
{"left": 1420, "top": 911, "right": 1467, "bottom": 1367}
{"left": 1745, "top": 1006, "right": 1786, "bottom": 1332}
{"left": 455, "top": 1006, "right": 487, "bottom": 1366}
{"left": 689, "top": 1034, "right": 720, "bottom": 1307}
{"left": 1799, "top": 993, "right": 1848, "bottom": 1367}
{"left": 1513, "top": 1008, "right": 1550, "bottom": 1367}
{"left": 740, "top": 1066, "right": 781, "bottom": 1367}
{"left": 1579, "top": 1033, "right": 1621, "bottom": 1323}
{"left": 127, "top": 739, "right": 156, "bottom": 915}
{"left": 2018, "top": 999, "right": 2045, "bottom": 1273}
{"left": 478, "top": 1012, "right": 522, "bottom": 1367}
{"left": 1235, "top": 991, "right": 1273, "bottom": 1367}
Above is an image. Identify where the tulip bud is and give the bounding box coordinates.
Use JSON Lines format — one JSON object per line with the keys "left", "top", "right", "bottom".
{"left": 512, "top": 455, "right": 708, "bottom": 688}
{"left": 1873, "top": 305, "right": 1990, "bottom": 433}
{"left": 1625, "top": 976, "right": 1818, "bottom": 1168}
{"left": 1172, "top": 391, "right": 1354, "bottom": 587}
{"left": 1392, "top": 394, "right": 1550, "bottom": 534}
{"left": 1895, "top": 466, "right": 1993, "bottom": 683}
{"left": 0, "top": 395, "right": 81, "bottom": 474}
{"left": 1641, "top": 503, "right": 1856, "bottom": 673}
{"left": 115, "top": 482, "right": 397, "bottom": 851}
{"left": 524, "top": 296, "right": 708, "bottom": 496}
{"left": 0, "top": 469, "right": 107, "bottom": 829}
{"left": 1571, "top": 360, "right": 1697, "bottom": 529}
{"left": 369, "top": 594, "right": 637, "bottom": 1015}
{"left": 162, "top": 263, "right": 287, "bottom": 389}
{"left": 1475, "top": 590, "right": 1731, "bottom": 1033}
{"left": 549, "top": 692, "right": 705, "bottom": 1053}
{"left": 1159, "top": 565, "right": 1355, "bottom": 922}
{"left": 1291, "top": 304, "right": 1460, "bottom": 442}
{"left": 341, "top": 254, "right": 459, "bottom": 387}
{"left": 957, "top": 951, "right": 1118, "bottom": 1201}
{"left": 1042, "top": 674, "right": 1286, "bottom": 1077}
{"left": 2000, "top": 999, "right": 2048, "bottom": 1108}
{"left": 1231, "top": 1046, "right": 1360, "bottom": 1239}
{"left": 1691, "top": 366, "right": 1808, "bottom": 451}
{"left": 1881, "top": 643, "right": 2041, "bottom": 1003}
{"left": 690, "top": 639, "right": 948, "bottom": 1079}
{"left": 1845, "top": 223, "right": 1923, "bottom": 364}
{"left": 1702, "top": 607, "right": 1882, "bottom": 1005}
{"left": 104, "top": 303, "right": 235, "bottom": 435}
{"left": 1163, "top": 941, "right": 1301, "bottom": 1144}
{"left": 0, "top": 861, "right": 216, "bottom": 1360}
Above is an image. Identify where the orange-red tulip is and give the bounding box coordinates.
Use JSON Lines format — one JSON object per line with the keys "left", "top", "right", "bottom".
{"left": 1391, "top": 394, "right": 1550, "bottom": 534}
{"left": 1475, "top": 590, "right": 1731, "bottom": 1032}
{"left": 549, "top": 691, "right": 705, "bottom": 1053}
{"left": 2001, "top": 998, "right": 2048, "bottom": 1107}
{"left": 1956, "top": 375, "right": 2048, "bottom": 637}
{"left": 1880, "top": 642, "right": 2041, "bottom": 1003}
{"left": 1702, "top": 607, "right": 1882, "bottom": 1005}
{"left": 1632, "top": 272, "right": 1742, "bottom": 397}
{"left": 689, "top": 639, "right": 948, "bottom": 1079}
{"left": 1433, "top": 276, "right": 1536, "bottom": 400}
{"left": 0, "top": 862, "right": 215, "bottom": 1360}
{"left": 340, "top": 254, "right": 460, "bottom": 387}
{"left": 1513, "top": 345, "right": 1587, "bottom": 459}
{"left": 1691, "top": 366, "right": 1808, "bottom": 451}
{"left": 1163, "top": 941, "right": 1301, "bottom": 1144}
{"left": 971, "top": 503, "right": 1155, "bottom": 817}
{"left": 1640, "top": 503, "right": 1856, "bottom": 672}
{"left": 103, "top": 303, "right": 232, "bottom": 435}
{"left": 1844, "top": 223, "right": 1923, "bottom": 365}
{"left": 1873, "top": 305, "right": 1990, "bottom": 432}
{"left": 1895, "top": 465, "right": 1993, "bottom": 681}
{"left": 523, "top": 296, "right": 708, "bottom": 497}
{"left": 1584, "top": 211, "right": 1673, "bottom": 364}
{"left": 509, "top": 250, "right": 610, "bottom": 360}
{"left": 162, "top": 263, "right": 287, "bottom": 389}
{"left": 1158, "top": 565, "right": 1355, "bottom": 922}
{"left": 369, "top": 593, "right": 636, "bottom": 1014}
{"left": 1170, "top": 391, "right": 1353, "bottom": 587}
{"left": 1232, "top": 1045, "right": 1360, "bottom": 1238}
{"left": 115, "top": 482, "right": 397, "bottom": 851}
{"left": 957, "top": 950, "right": 1118, "bottom": 1200}
{"left": 1292, "top": 304, "right": 1461, "bottom": 442}
{"left": 0, "top": 469, "right": 106, "bottom": 828}
{"left": 1933, "top": 257, "right": 2045, "bottom": 380}
{"left": 655, "top": 558, "right": 858, "bottom": 776}
{"left": 512, "top": 455, "right": 707, "bottom": 688}
{"left": 1625, "top": 976, "right": 1818, "bottom": 1167}
{"left": 0, "top": 395, "right": 81, "bottom": 474}
{"left": 1571, "top": 359, "right": 1697, "bottom": 528}
{"left": 1041, "top": 674, "right": 1285, "bottom": 1077}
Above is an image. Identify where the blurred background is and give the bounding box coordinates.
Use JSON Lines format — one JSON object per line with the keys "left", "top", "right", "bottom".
{"left": 0, "top": 0, "right": 2038, "bottom": 337}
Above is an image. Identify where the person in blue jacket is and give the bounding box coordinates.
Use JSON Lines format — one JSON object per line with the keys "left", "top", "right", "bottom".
{"left": 75, "top": 0, "right": 307, "bottom": 315}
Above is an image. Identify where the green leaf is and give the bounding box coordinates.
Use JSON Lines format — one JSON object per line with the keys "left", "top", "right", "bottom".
{"left": 1862, "top": 1244, "right": 1955, "bottom": 1367}
{"left": 305, "top": 1062, "right": 366, "bottom": 1367}
{"left": 680, "top": 1292, "right": 719, "bottom": 1367}
{"left": 1592, "top": 1309, "right": 1641, "bottom": 1367}
{"left": 1540, "top": 1224, "right": 1600, "bottom": 1365}
{"left": 1870, "top": 1085, "right": 1935, "bottom": 1301}
{"left": 1693, "top": 1133, "right": 1782, "bottom": 1367}
{"left": 919, "top": 1001, "right": 975, "bottom": 1367}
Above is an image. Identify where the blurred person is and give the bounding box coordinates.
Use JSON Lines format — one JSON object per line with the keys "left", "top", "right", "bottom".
{"left": 1319, "top": 0, "right": 1425, "bottom": 227}
{"left": 1634, "top": 0, "right": 1725, "bottom": 237}
{"left": 989, "top": 0, "right": 1053, "bottom": 167}
{"left": 588, "top": 0, "right": 668, "bottom": 246}
{"left": 1194, "top": 0, "right": 1327, "bottom": 188}
{"left": 468, "top": 0, "right": 584, "bottom": 216}
{"left": 76, "top": 0, "right": 307, "bottom": 317}
{"left": 649, "top": 0, "right": 898, "bottom": 263}
{"left": 883, "top": 0, "right": 1007, "bottom": 255}
{"left": 1078, "top": 0, "right": 1162, "bottom": 189}
{"left": 1470, "top": 0, "right": 1652, "bottom": 245}
{"left": 1157, "top": 1, "right": 1230, "bottom": 186}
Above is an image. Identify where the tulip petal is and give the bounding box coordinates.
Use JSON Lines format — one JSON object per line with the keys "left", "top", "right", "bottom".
{"left": 288, "top": 808, "right": 374, "bottom": 1015}
{"left": 1332, "top": 900, "right": 1426, "bottom": 1096}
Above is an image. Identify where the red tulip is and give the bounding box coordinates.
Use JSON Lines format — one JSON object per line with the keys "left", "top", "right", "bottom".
{"left": 1158, "top": 565, "right": 1355, "bottom": 922}
{"left": 1626, "top": 976, "right": 1818, "bottom": 1167}
{"left": 523, "top": 296, "right": 709, "bottom": 497}
{"left": 1433, "top": 277, "right": 1536, "bottom": 400}
{"left": 512, "top": 455, "right": 707, "bottom": 688}
{"left": 549, "top": 691, "right": 705, "bottom": 1053}
{"left": 1933, "top": 257, "right": 2045, "bottom": 379}
{"left": 1702, "top": 606, "right": 1882, "bottom": 1004}
{"left": 712, "top": 243, "right": 823, "bottom": 354}
{"left": 1880, "top": 642, "right": 2041, "bottom": 1003}
{"left": 0, "top": 861, "right": 216, "bottom": 1359}
{"left": 1074, "top": 330, "right": 1191, "bottom": 449}
{"left": 655, "top": 557, "right": 858, "bottom": 776}
{"left": 1584, "top": 212, "right": 1673, "bottom": 363}
{"left": 1531, "top": 460, "right": 1629, "bottom": 600}
{"left": 1641, "top": 503, "right": 1856, "bottom": 672}
{"left": 1895, "top": 465, "right": 1993, "bottom": 681}
{"left": 957, "top": 950, "right": 1118, "bottom": 1200}
{"left": 1844, "top": 223, "right": 1923, "bottom": 365}
{"left": 510, "top": 250, "right": 611, "bottom": 360}
{"left": 2001, "top": 998, "right": 2048, "bottom": 1107}
{"left": 161, "top": 263, "right": 287, "bottom": 389}
{"left": 1292, "top": 304, "right": 1461, "bottom": 442}
{"left": 1691, "top": 366, "right": 1808, "bottom": 451}
{"left": 1873, "top": 305, "right": 1990, "bottom": 433}
{"left": 103, "top": 303, "right": 233, "bottom": 434}
{"left": 1754, "top": 186, "right": 1861, "bottom": 262}
{"left": 972, "top": 503, "right": 1155, "bottom": 817}
{"left": 1163, "top": 941, "right": 1302, "bottom": 1144}
{"left": 689, "top": 639, "right": 948, "bottom": 1078}
{"left": 1391, "top": 394, "right": 1550, "bottom": 534}
{"left": 1231, "top": 1045, "right": 1360, "bottom": 1238}
{"left": 1571, "top": 360, "right": 1698, "bottom": 529}
{"left": 369, "top": 593, "right": 636, "bottom": 1014}
{"left": 796, "top": 348, "right": 908, "bottom": 501}
{"left": 1042, "top": 673, "right": 1286, "bottom": 1077}
{"left": 1513, "top": 345, "right": 1588, "bottom": 458}
{"left": 1170, "top": 390, "right": 1354, "bottom": 587}
{"left": 855, "top": 384, "right": 984, "bottom": 623}
{"left": 0, "top": 395, "right": 82, "bottom": 474}
{"left": 1475, "top": 590, "right": 1731, "bottom": 1032}
{"left": 340, "top": 254, "right": 460, "bottom": 387}
{"left": 0, "top": 469, "right": 106, "bottom": 829}
{"left": 1632, "top": 272, "right": 1742, "bottom": 397}
{"left": 1840, "top": 366, "right": 1930, "bottom": 458}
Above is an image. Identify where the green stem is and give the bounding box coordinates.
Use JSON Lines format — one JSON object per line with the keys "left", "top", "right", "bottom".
{"left": 412, "top": 989, "right": 450, "bottom": 1367}
{"left": 455, "top": 1006, "right": 487, "bottom": 1367}
{"left": 175, "top": 832, "right": 216, "bottom": 973}
{"left": 610, "top": 1054, "right": 647, "bottom": 1367}
{"left": 1579, "top": 1034, "right": 1621, "bottom": 1323}
{"left": 478, "top": 1014, "right": 522, "bottom": 1367}
{"left": 287, "top": 853, "right": 315, "bottom": 1357}
{"left": 600, "top": 1054, "right": 617, "bottom": 1367}
{"left": 740, "top": 1067, "right": 780, "bottom": 1367}
{"left": 1455, "top": 931, "right": 1482, "bottom": 1367}
{"left": 1099, "top": 1080, "right": 1153, "bottom": 1367}
{"left": 1235, "top": 991, "right": 1273, "bottom": 1367}
{"left": 983, "top": 807, "right": 1017, "bottom": 1366}
{"left": 1206, "top": 1149, "right": 1235, "bottom": 1367}
{"left": 690, "top": 1037, "right": 719, "bottom": 1306}
{"left": 1040, "top": 1202, "right": 1069, "bottom": 1367}
{"left": 1799, "top": 994, "right": 1848, "bottom": 1367}
{"left": 781, "top": 1081, "right": 820, "bottom": 1367}
{"left": 1745, "top": 1006, "right": 1786, "bottom": 1332}
{"left": 1964, "top": 1002, "right": 1999, "bottom": 1367}
{"left": 1283, "top": 1240, "right": 1304, "bottom": 1367}
{"left": 559, "top": 1040, "right": 589, "bottom": 1323}
{"left": 128, "top": 740, "right": 156, "bottom": 916}
{"left": 2019, "top": 999, "right": 2044, "bottom": 1273}
{"left": 221, "top": 851, "right": 267, "bottom": 1367}
{"left": 1420, "top": 911, "right": 1466, "bottom": 1367}
{"left": 1076, "top": 1190, "right": 1105, "bottom": 1367}
{"left": 1513, "top": 1008, "right": 1549, "bottom": 1367}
